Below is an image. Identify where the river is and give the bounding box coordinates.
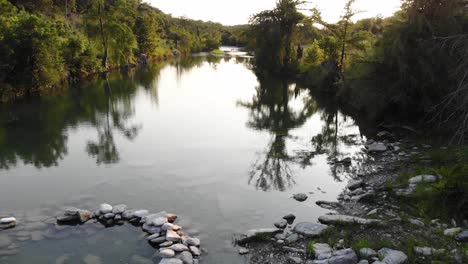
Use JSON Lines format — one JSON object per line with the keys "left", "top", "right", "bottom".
{"left": 0, "top": 49, "right": 369, "bottom": 263}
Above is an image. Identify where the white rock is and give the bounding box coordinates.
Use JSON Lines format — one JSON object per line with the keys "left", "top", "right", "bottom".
{"left": 378, "top": 248, "right": 408, "bottom": 264}
{"left": 367, "top": 142, "right": 387, "bottom": 152}
{"left": 99, "top": 204, "right": 112, "bottom": 214}
{"left": 238, "top": 246, "right": 249, "bottom": 255}
{"left": 0, "top": 218, "right": 16, "bottom": 225}
{"left": 152, "top": 217, "right": 168, "bottom": 226}
{"left": 176, "top": 251, "right": 193, "bottom": 264}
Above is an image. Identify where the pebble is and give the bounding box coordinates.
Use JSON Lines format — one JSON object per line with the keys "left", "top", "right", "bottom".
{"left": 160, "top": 241, "right": 173, "bottom": 247}
{"left": 99, "top": 204, "right": 112, "bottom": 214}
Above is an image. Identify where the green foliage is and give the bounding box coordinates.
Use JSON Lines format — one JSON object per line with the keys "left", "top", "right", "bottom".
{"left": 0, "top": 0, "right": 230, "bottom": 101}
{"left": 299, "top": 41, "right": 325, "bottom": 73}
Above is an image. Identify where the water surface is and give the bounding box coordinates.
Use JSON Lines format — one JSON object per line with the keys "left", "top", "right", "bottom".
{"left": 0, "top": 52, "right": 368, "bottom": 263}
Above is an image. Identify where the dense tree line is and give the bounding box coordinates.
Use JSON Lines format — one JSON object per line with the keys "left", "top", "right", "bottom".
{"left": 248, "top": 0, "right": 468, "bottom": 142}
{"left": 0, "top": 0, "right": 245, "bottom": 102}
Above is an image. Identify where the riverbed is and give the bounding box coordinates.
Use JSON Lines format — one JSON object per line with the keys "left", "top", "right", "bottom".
{"left": 0, "top": 50, "right": 368, "bottom": 263}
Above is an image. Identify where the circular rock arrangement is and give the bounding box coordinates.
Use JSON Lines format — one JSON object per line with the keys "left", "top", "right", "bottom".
{"left": 55, "top": 204, "right": 202, "bottom": 264}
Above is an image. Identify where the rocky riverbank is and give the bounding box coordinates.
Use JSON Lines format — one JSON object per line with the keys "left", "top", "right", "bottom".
{"left": 234, "top": 133, "right": 468, "bottom": 263}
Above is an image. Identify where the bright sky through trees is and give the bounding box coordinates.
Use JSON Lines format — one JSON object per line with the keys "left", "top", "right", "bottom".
{"left": 148, "top": 0, "right": 401, "bottom": 25}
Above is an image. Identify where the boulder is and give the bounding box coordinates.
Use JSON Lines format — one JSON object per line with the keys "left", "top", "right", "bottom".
{"left": 99, "top": 204, "right": 112, "bottom": 214}
{"left": 274, "top": 219, "right": 288, "bottom": 229}
{"left": 455, "top": 230, "right": 468, "bottom": 242}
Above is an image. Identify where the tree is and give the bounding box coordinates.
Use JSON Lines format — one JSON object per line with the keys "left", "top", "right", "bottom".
{"left": 250, "top": 0, "right": 305, "bottom": 75}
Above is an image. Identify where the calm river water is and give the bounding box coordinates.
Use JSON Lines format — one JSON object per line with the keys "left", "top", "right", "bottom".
{"left": 0, "top": 50, "right": 369, "bottom": 263}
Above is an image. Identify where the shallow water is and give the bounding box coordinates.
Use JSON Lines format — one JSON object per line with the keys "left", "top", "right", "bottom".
{"left": 0, "top": 51, "right": 368, "bottom": 263}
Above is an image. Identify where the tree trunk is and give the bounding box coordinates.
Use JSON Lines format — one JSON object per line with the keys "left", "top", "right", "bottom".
{"left": 98, "top": 2, "right": 108, "bottom": 70}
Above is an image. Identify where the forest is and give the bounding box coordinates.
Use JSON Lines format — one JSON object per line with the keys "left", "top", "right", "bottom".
{"left": 0, "top": 0, "right": 247, "bottom": 102}
{"left": 248, "top": 0, "right": 468, "bottom": 143}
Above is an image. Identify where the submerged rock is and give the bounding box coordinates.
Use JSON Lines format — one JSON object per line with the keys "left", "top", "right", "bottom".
{"left": 237, "top": 228, "right": 281, "bottom": 244}
{"left": 293, "top": 193, "right": 308, "bottom": 202}
{"left": 293, "top": 222, "right": 329, "bottom": 237}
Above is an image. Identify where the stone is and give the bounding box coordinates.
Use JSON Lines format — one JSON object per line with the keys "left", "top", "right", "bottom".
{"left": 159, "top": 258, "right": 182, "bottom": 264}
{"left": 186, "top": 237, "right": 200, "bottom": 247}
{"left": 408, "top": 175, "right": 438, "bottom": 184}
{"left": 134, "top": 210, "right": 149, "bottom": 218}
{"left": 170, "top": 244, "right": 189, "bottom": 252}
{"left": 56, "top": 215, "right": 78, "bottom": 223}
{"left": 414, "top": 246, "right": 445, "bottom": 256}
{"left": 238, "top": 246, "right": 249, "bottom": 255}
{"left": 162, "top": 223, "right": 181, "bottom": 231}
{"left": 318, "top": 215, "right": 382, "bottom": 225}
{"left": 99, "top": 204, "right": 112, "bottom": 214}
{"left": 160, "top": 241, "right": 173, "bottom": 247}
{"left": 152, "top": 217, "right": 168, "bottom": 226}
{"left": 347, "top": 179, "right": 364, "bottom": 190}
{"left": 159, "top": 249, "right": 176, "bottom": 258}
{"left": 190, "top": 246, "right": 200, "bottom": 256}
{"left": 293, "top": 222, "right": 329, "bottom": 237}
{"left": 367, "top": 143, "right": 387, "bottom": 152}
{"left": 360, "top": 248, "right": 377, "bottom": 259}
{"left": 293, "top": 193, "right": 308, "bottom": 202}
{"left": 275, "top": 233, "right": 286, "bottom": 240}
{"left": 78, "top": 210, "right": 92, "bottom": 223}
{"left": 142, "top": 223, "right": 162, "bottom": 234}
{"left": 129, "top": 255, "right": 153, "bottom": 264}
{"left": 83, "top": 254, "right": 102, "bottom": 264}
{"left": 147, "top": 233, "right": 161, "bottom": 240}
{"left": 151, "top": 237, "right": 167, "bottom": 244}
{"left": 378, "top": 248, "right": 408, "bottom": 264}
{"left": 274, "top": 219, "right": 288, "bottom": 229}
{"left": 237, "top": 228, "right": 281, "bottom": 244}
{"left": 122, "top": 210, "right": 135, "bottom": 219}
{"left": 112, "top": 204, "right": 127, "bottom": 214}
{"left": 166, "top": 230, "right": 182, "bottom": 242}
{"left": 409, "top": 219, "right": 424, "bottom": 227}
{"left": 176, "top": 251, "right": 193, "bottom": 264}
{"left": 165, "top": 213, "right": 178, "bottom": 223}
{"left": 285, "top": 233, "right": 299, "bottom": 243}
{"left": 277, "top": 240, "right": 285, "bottom": 244}
{"left": 283, "top": 214, "right": 296, "bottom": 221}
{"left": 311, "top": 248, "right": 358, "bottom": 264}
{"left": 316, "top": 200, "right": 342, "bottom": 210}
{"left": 358, "top": 261, "right": 369, "bottom": 264}
{"left": 144, "top": 212, "right": 167, "bottom": 224}
{"left": 103, "top": 213, "right": 115, "bottom": 219}
{"left": 444, "top": 227, "right": 462, "bottom": 236}
{"left": 312, "top": 243, "right": 332, "bottom": 258}
{"left": 455, "top": 230, "right": 468, "bottom": 242}
{"left": 288, "top": 256, "right": 302, "bottom": 263}
{"left": 64, "top": 207, "right": 80, "bottom": 216}
{"left": 0, "top": 217, "right": 16, "bottom": 227}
